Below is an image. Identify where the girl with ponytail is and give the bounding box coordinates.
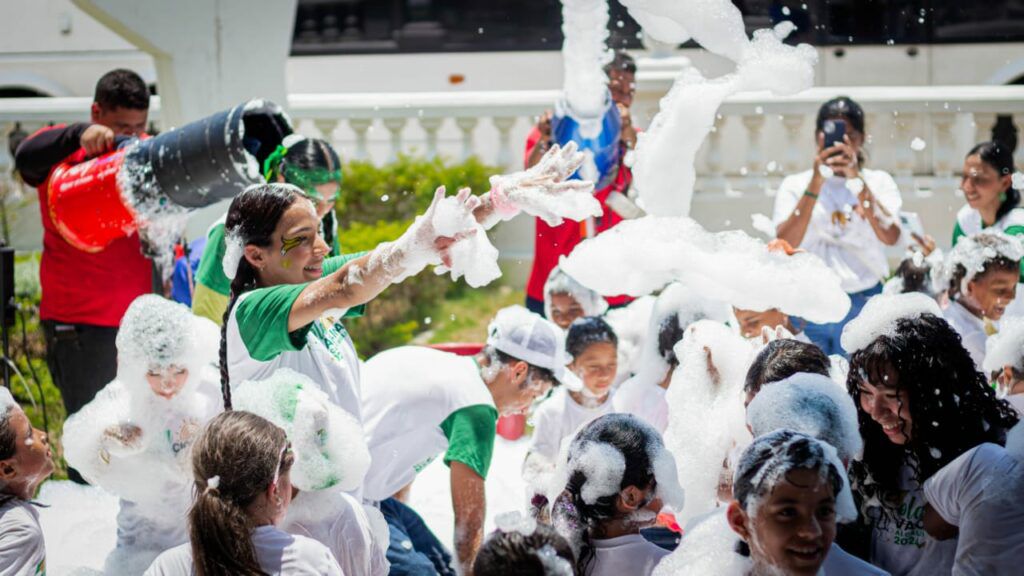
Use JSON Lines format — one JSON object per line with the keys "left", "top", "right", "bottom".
{"left": 550, "top": 413, "right": 684, "bottom": 576}
{"left": 219, "top": 142, "right": 595, "bottom": 420}
{"left": 145, "top": 410, "right": 342, "bottom": 575}
{"left": 192, "top": 136, "right": 345, "bottom": 325}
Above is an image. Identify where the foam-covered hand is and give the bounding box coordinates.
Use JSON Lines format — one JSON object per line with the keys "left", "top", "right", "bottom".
{"left": 386, "top": 186, "right": 480, "bottom": 283}
{"left": 487, "top": 141, "right": 601, "bottom": 226}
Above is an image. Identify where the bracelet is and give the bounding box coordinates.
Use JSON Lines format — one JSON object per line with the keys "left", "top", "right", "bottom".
{"left": 803, "top": 190, "right": 818, "bottom": 199}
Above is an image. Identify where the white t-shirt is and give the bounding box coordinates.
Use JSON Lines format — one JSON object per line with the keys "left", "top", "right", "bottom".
{"left": 0, "top": 498, "right": 46, "bottom": 576}
{"left": 144, "top": 526, "right": 342, "bottom": 576}
{"left": 825, "top": 543, "right": 890, "bottom": 575}
{"left": 282, "top": 490, "right": 390, "bottom": 576}
{"left": 586, "top": 533, "right": 670, "bottom": 576}
{"left": 953, "top": 204, "right": 1024, "bottom": 240}
{"left": 530, "top": 386, "right": 616, "bottom": 463}
{"left": 360, "top": 346, "right": 498, "bottom": 502}
{"left": 612, "top": 376, "right": 667, "bottom": 433}
{"left": 227, "top": 279, "right": 363, "bottom": 421}
{"left": 867, "top": 465, "right": 957, "bottom": 576}
{"left": 923, "top": 443, "right": 1024, "bottom": 576}
{"left": 773, "top": 170, "right": 902, "bottom": 293}
{"left": 943, "top": 300, "right": 987, "bottom": 370}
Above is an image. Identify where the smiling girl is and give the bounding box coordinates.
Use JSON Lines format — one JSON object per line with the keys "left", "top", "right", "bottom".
{"left": 952, "top": 142, "right": 1024, "bottom": 254}
{"left": 840, "top": 295, "right": 1018, "bottom": 575}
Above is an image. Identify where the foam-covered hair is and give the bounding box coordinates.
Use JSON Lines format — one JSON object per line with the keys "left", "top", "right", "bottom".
{"left": 934, "top": 230, "right": 1024, "bottom": 296}
{"left": 746, "top": 372, "right": 863, "bottom": 462}
{"left": 233, "top": 368, "right": 370, "bottom": 492}
{"left": 733, "top": 429, "right": 856, "bottom": 523}
{"left": 544, "top": 263, "right": 608, "bottom": 321}
{"left": 840, "top": 292, "right": 942, "bottom": 355}
{"left": 116, "top": 295, "right": 193, "bottom": 367}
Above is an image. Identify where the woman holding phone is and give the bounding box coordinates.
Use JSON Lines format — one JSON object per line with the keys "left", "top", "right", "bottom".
{"left": 773, "top": 96, "right": 903, "bottom": 355}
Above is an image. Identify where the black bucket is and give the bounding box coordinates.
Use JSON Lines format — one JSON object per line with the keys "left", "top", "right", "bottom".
{"left": 123, "top": 99, "right": 292, "bottom": 208}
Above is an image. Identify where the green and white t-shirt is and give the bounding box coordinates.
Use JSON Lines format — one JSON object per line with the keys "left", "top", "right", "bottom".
{"left": 359, "top": 346, "right": 499, "bottom": 502}
{"left": 226, "top": 255, "right": 364, "bottom": 420}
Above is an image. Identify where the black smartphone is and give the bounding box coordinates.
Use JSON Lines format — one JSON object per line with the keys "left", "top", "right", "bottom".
{"left": 823, "top": 119, "right": 846, "bottom": 150}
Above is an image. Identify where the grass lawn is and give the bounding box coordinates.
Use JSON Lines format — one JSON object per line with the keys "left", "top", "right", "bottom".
{"left": 418, "top": 284, "right": 525, "bottom": 344}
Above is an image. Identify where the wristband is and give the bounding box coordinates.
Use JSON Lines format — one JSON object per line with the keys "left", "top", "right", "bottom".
{"left": 803, "top": 190, "right": 818, "bottom": 199}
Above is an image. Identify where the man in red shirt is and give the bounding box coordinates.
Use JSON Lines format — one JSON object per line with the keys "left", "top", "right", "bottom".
{"left": 524, "top": 52, "right": 638, "bottom": 315}
{"left": 15, "top": 69, "right": 151, "bottom": 482}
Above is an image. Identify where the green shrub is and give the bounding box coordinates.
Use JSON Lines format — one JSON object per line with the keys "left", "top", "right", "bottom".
{"left": 335, "top": 155, "right": 498, "bottom": 357}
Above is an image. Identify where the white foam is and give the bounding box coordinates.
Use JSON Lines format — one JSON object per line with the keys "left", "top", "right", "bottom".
{"left": 840, "top": 292, "right": 942, "bottom": 355}
{"left": 746, "top": 372, "right": 863, "bottom": 462}
{"left": 1013, "top": 172, "right": 1024, "bottom": 190}
{"left": 750, "top": 213, "right": 776, "bottom": 239}
{"left": 560, "top": 0, "right": 612, "bottom": 119}
{"left": 561, "top": 217, "right": 851, "bottom": 323}
{"left": 664, "top": 320, "right": 753, "bottom": 524}
{"left": 431, "top": 195, "right": 501, "bottom": 288}
{"left": 911, "top": 137, "right": 927, "bottom": 151}
{"left": 984, "top": 315, "right": 1024, "bottom": 374}
{"left": 544, "top": 262, "right": 609, "bottom": 322}
{"left": 652, "top": 510, "right": 750, "bottom": 576}
{"left": 604, "top": 295, "right": 656, "bottom": 384}
{"left": 933, "top": 229, "right": 1024, "bottom": 295}
{"left": 487, "top": 142, "right": 600, "bottom": 227}
{"left": 618, "top": 0, "right": 816, "bottom": 217}
{"left": 233, "top": 367, "right": 370, "bottom": 492}
{"left": 494, "top": 510, "right": 539, "bottom": 536}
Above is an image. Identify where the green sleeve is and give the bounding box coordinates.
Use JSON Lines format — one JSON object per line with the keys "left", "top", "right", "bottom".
{"left": 951, "top": 221, "right": 964, "bottom": 248}
{"left": 234, "top": 283, "right": 314, "bottom": 361}
{"left": 322, "top": 251, "right": 370, "bottom": 319}
{"left": 194, "top": 222, "right": 232, "bottom": 297}
{"left": 1005, "top": 226, "right": 1024, "bottom": 282}
{"left": 441, "top": 404, "right": 499, "bottom": 480}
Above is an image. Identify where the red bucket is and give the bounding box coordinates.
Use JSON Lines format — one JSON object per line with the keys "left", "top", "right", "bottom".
{"left": 47, "top": 148, "right": 135, "bottom": 253}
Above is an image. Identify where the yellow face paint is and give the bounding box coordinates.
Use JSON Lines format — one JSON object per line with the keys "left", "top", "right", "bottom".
{"left": 281, "top": 235, "right": 304, "bottom": 256}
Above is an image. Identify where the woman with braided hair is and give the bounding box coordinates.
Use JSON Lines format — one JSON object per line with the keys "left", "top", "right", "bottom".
{"left": 192, "top": 136, "right": 346, "bottom": 325}
{"left": 145, "top": 410, "right": 343, "bottom": 575}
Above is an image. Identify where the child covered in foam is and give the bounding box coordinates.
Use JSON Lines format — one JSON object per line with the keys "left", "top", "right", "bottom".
{"left": 544, "top": 264, "right": 608, "bottom": 332}
{"left": 0, "top": 387, "right": 54, "bottom": 576}
{"left": 525, "top": 317, "right": 618, "bottom": 500}
{"left": 614, "top": 283, "right": 730, "bottom": 433}
{"left": 653, "top": 430, "right": 867, "bottom": 576}
{"left": 549, "top": 413, "right": 685, "bottom": 576}
{"left": 232, "top": 368, "right": 388, "bottom": 576}
{"left": 936, "top": 230, "right": 1024, "bottom": 369}
{"left": 63, "top": 295, "right": 222, "bottom": 574}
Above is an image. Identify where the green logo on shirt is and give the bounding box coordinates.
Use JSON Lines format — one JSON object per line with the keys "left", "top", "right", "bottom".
{"left": 311, "top": 316, "right": 350, "bottom": 363}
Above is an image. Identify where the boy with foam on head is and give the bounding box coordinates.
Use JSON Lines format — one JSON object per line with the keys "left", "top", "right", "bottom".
{"left": 543, "top": 263, "right": 608, "bottom": 331}
{"left": 937, "top": 230, "right": 1024, "bottom": 369}
{"left": 359, "top": 305, "right": 570, "bottom": 575}
{"left": 0, "top": 388, "right": 54, "bottom": 576}
{"left": 62, "top": 295, "right": 222, "bottom": 573}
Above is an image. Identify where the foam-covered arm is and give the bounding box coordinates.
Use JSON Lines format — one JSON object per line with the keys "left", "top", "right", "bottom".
{"left": 475, "top": 142, "right": 599, "bottom": 230}
{"left": 287, "top": 187, "right": 480, "bottom": 331}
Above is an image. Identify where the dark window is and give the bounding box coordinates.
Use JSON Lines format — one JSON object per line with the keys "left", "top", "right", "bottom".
{"left": 291, "top": 0, "right": 1024, "bottom": 55}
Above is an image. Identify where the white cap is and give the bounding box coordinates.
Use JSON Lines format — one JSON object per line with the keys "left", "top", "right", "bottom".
{"left": 486, "top": 305, "right": 581, "bottom": 391}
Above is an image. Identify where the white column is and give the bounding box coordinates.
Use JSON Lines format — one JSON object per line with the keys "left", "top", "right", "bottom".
{"left": 742, "top": 114, "right": 766, "bottom": 175}
{"left": 782, "top": 114, "right": 805, "bottom": 174}
{"left": 703, "top": 114, "right": 726, "bottom": 192}
{"left": 974, "top": 112, "right": 996, "bottom": 145}
{"left": 930, "top": 112, "right": 956, "bottom": 180}
{"left": 892, "top": 112, "right": 916, "bottom": 179}
{"left": 492, "top": 116, "right": 517, "bottom": 170}
{"left": 383, "top": 117, "right": 408, "bottom": 164}
{"left": 73, "top": 0, "right": 297, "bottom": 127}
{"left": 348, "top": 118, "right": 372, "bottom": 162}
{"left": 455, "top": 117, "right": 479, "bottom": 162}
{"left": 419, "top": 117, "right": 444, "bottom": 159}
{"left": 314, "top": 119, "right": 339, "bottom": 146}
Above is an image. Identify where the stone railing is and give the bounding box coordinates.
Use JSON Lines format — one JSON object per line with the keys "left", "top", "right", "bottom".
{"left": 1, "top": 80, "right": 1022, "bottom": 261}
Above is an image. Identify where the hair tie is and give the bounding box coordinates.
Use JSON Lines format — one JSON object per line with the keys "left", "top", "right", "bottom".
{"left": 263, "top": 144, "right": 290, "bottom": 181}
{"left": 203, "top": 475, "right": 221, "bottom": 495}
